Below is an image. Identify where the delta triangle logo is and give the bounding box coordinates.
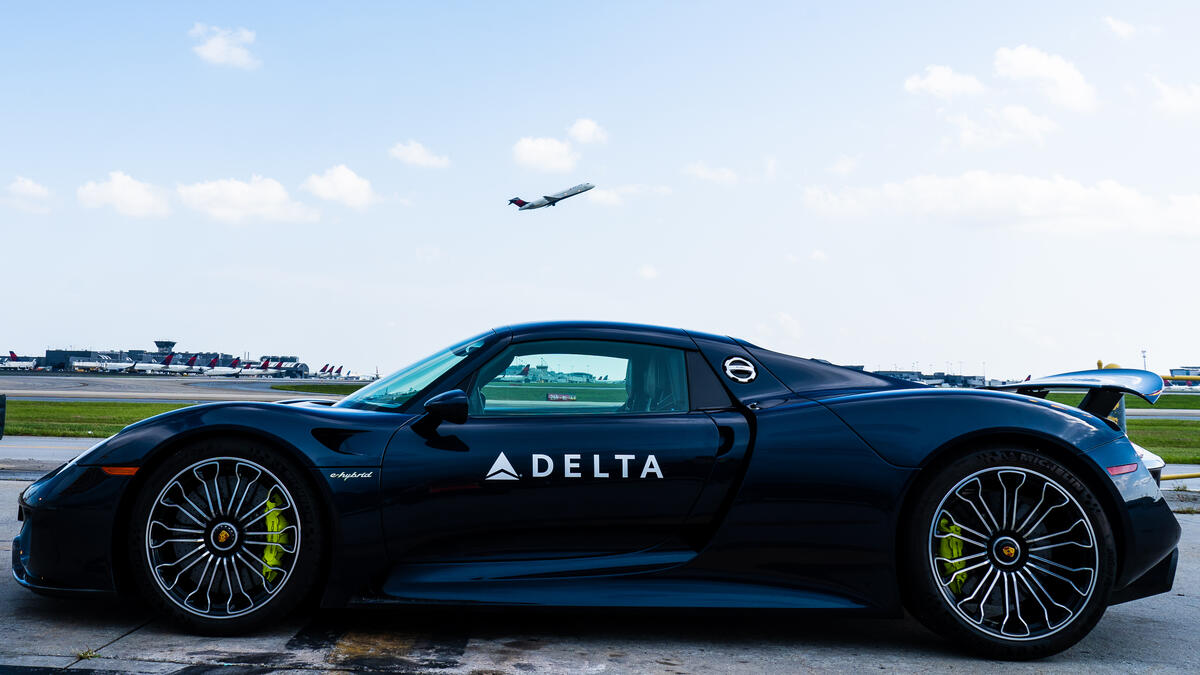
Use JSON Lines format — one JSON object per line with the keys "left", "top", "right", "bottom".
{"left": 485, "top": 452, "right": 520, "bottom": 480}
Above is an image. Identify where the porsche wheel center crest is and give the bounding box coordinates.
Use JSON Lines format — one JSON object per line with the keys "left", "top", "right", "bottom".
{"left": 209, "top": 523, "right": 239, "bottom": 552}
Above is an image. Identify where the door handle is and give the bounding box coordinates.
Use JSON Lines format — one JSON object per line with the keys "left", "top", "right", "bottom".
{"left": 716, "top": 425, "right": 735, "bottom": 457}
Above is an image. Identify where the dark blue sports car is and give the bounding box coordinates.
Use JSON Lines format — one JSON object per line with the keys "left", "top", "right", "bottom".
{"left": 13, "top": 322, "right": 1180, "bottom": 659}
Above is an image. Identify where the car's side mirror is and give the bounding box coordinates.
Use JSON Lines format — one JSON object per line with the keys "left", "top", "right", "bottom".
{"left": 423, "top": 389, "right": 469, "bottom": 425}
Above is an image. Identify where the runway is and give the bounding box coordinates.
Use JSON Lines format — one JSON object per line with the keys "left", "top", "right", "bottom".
{"left": 0, "top": 373, "right": 341, "bottom": 402}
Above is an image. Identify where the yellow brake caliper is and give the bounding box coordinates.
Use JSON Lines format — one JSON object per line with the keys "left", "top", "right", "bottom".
{"left": 262, "top": 491, "right": 290, "bottom": 582}
{"left": 938, "top": 516, "right": 966, "bottom": 595}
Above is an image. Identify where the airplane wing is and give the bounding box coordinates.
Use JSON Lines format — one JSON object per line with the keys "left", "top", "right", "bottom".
{"left": 542, "top": 195, "right": 561, "bottom": 204}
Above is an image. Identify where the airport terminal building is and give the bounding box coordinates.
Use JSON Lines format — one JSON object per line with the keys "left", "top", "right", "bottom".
{"left": 22, "top": 340, "right": 310, "bottom": 377}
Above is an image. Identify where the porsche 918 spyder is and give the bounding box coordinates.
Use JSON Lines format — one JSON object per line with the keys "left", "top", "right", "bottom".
{"left": 13, "top": 322, "right": 1180, "bottom": 659}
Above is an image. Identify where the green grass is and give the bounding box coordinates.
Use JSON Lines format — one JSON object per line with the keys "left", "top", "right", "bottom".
{"left": 1126, "top": 419, "right": 1200, "bottom": 464}
{"left": 271, "top": 383, "right": 365, "bottom": 395}
{"left": 4, "top": 397, "right": 1198, "bottom": 464}
{"left": 3, "top": 401, "right": 192, "bottom": 437}
{"left": 1046, "top": 392, "right": 1200, "bottom": 410}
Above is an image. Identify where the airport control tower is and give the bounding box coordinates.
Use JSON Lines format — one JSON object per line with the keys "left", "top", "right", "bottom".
{"left": 154, "top": 340, "right": 176, "bottom": 355}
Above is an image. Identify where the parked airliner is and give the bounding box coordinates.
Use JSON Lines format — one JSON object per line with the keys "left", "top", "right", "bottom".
{"left": 2, "top": 351, "right": 37, "bottom": 370}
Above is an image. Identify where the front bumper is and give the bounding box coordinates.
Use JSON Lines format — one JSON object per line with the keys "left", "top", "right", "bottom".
{"left": 13, "top": 463, "right": 128, "bottom": 595}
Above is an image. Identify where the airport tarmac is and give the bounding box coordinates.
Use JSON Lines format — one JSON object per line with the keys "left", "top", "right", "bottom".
{"left": 0, "top": 476, "right": 1195, "bottom": 673}
{"left": 0, "top": 374, "right": 340, "bottom": 402}
{"left": 2, "top": 433, "right": 1198, "bottom": 672}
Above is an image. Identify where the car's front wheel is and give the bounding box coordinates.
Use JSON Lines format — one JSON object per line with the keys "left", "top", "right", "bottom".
{"left": 901, "top": 448, "right": 1116, "bottom": 660}
{"left": 128, "top": 439, "right": 323, "bottom": 634}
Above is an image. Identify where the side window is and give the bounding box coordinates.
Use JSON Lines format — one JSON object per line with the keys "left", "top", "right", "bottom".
{"left": 469, "top": 340, "right": 689, "bottom": 416}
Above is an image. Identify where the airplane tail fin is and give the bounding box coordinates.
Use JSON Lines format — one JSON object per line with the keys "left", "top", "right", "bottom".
{"left": 9, "top": 351, "right": 17, "bottom": 361}
{"left": 207, "top": 357, "right": 218, "bottom": 368}
{"left": 508, "top": 198, "right": 527, "bottom": 207}
{"left": 163, "top": 353, "right": 175, "bottom": 366}
{"left": 185, "top": 355, "right": 197, "bottom": 367}
{"left": 231, "top": 358, "right": 241, "bottom": 368}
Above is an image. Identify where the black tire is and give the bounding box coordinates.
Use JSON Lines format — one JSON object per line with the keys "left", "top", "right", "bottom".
{"left": 900, "top": 447, "right": 1116, "bottom": 660}
{"left": 128, "top": 438, "right": 324, "bottom": 634}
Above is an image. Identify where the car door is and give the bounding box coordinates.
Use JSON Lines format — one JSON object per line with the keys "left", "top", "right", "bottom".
{"left": 380, "top": 339, "right": 722, "bottom": 562}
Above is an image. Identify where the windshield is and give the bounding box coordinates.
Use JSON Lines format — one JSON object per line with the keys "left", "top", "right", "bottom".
{"left": 336, "top": 331, "right": 492, "bottom": 411}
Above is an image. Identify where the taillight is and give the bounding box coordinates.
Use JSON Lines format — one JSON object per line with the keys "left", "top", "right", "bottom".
{"left": 1106, "top": 463, "right": 1138, "bottom": 476}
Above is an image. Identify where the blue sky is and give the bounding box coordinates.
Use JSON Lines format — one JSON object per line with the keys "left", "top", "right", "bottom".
{"left": 3, "top": 2, "right": 1199, "bottom": 377}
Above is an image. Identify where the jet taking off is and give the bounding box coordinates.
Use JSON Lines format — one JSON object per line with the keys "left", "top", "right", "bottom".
{"left": 508, "top": 183, "right": 594, "bottom": 211}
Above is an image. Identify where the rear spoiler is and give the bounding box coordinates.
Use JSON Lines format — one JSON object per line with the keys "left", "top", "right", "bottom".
{"left": 985, "top": 368, "right": 1164, "bottom": 419}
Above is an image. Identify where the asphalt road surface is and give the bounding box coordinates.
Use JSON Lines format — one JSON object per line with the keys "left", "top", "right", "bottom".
{"left": 0, "top": 374, "right": 339, "bottom": 402}
{"left": 1, "top": 477, "right": 1197, "bottom": 673}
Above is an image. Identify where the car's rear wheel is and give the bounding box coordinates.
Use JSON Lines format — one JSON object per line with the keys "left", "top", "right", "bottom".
{"left": 901, "top": 448, "right": 1116, "bottom": 660}
{"left": 128, "top": 439, "right": 323, "bottom": 634}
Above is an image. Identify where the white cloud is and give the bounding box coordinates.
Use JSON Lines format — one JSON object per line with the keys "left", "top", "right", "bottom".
{"left": 301, "top": 165, "right": 378, "bottom": 209}
{"left": 946, "top": 105, "right": 1057, "bottom": 148}
{"left": 77, "top": 171, "right": 171, "bottom": 217}
{"left": 513, "top": 137, "right": 578, "bottom": 172}
{"left": 802, "top": 170, "right": 1200, "bottom": 236}
{"left": 764, "top": 156, "right": 778, "bottom": 180}
{"left": 827, "top": 155, "right": 859, "bottom": 176}
{"left": 8, "top": 176, "right": 49, "bottom": 200}
{"left": 994, "top": 45, "right": 1097, "bottom": 112}
{"left": 904, "top": 65, "right": 986, "bottom": 99}
{"left": 189, "top": 23, "right": 260, "bottom": 69}
{"left": 177, "top": 175, "right": 317, "bottom": 223}
{"left": 776, "top": 312, "right": 804, "bottom": 340}
{"left": 388, "top": 140, "right": 451, "bottom": 168}
{"left": 638, "top": 264, "right": 659, "bottom": 280}
{"left": 1151, "top": 77, "right": 1200, "bottom": 116}
{"left": 585, "top": 184, "right": 671, "bottom": 206}
{"left": 785, "top": 249, "right": 830, "bottom": 264}
{"left": 567, "top": 118, "right": 608, "bottom": 144}
{"left": 683, "top": 161, "right": 738, "bottom": 184}
{"left": 413, "top": 245, "right": 442, "bottom": 263}
{"left": 4, "top": 176, "right": 51, "bottom": 213}
{"left": 1103, "top": 16, "right": 1137, "bottom": 39}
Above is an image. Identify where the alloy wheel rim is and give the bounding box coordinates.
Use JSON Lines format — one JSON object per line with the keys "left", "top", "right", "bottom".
{"left": 928, "top": 466, "right": 1098, "bottom": 641}
{"left": 145, "top": 457, "right": 301, "bottom": 619}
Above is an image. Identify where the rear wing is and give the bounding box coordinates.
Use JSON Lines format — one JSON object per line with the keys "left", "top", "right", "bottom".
{"left": 986, "top": 368, "right": 1163, "bottom": 419}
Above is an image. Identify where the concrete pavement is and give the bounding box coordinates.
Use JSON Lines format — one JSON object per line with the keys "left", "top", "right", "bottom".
{"left": 0, "top": 373, "right": 341, "bottom": 402}
{"left": 1, "top": 477, "right": 1196, "bottom": 673}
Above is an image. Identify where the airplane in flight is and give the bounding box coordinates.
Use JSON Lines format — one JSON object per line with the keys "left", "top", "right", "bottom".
{"left": 508, "top": 183, "right": 595, "bottom": 211}
{"left": 2, "top": 351, "right": 37, "bottom": 370}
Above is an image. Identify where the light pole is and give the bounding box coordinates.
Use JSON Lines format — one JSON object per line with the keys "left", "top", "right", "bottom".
{"left": 1141, "top": 349, "right": 1147, "bottom": 370}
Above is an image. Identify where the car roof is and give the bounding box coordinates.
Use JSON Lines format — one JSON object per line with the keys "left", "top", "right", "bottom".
{"left": 495, "top": 320, "right": 702, "bottom": 349}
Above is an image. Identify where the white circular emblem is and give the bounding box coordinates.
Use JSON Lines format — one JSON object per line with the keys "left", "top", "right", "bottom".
{"left": 723, "top": 356, "right": 757, "bottom": 383}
